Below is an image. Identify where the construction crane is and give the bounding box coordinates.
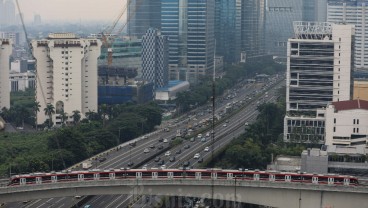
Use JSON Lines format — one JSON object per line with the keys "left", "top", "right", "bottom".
{"left": 100, "top": 0, "right": 143, "bottom": 66}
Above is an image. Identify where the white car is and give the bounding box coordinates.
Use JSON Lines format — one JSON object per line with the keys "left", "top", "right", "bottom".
{"left": 205, "top": 132, "right": 210, "bottom": 137}
{"left": 194, "top": 153, "right": 200, "bottom": 159}
{"left": 163, "top": 139, "right": 168, "bottom": 143}
{"left": 197, "top": 134, "right": 202, "bottom": 139}
{"left": 165, "top": 151, "right": 171, "bottom": 156}
{"left": 144, "top": 148, "right": 150, "bottom": 153}
{"left": 223, "top": 123, "right": 227, "bottom": 127}
{"left": 161, "top": 165, "right": 166, "bottom": 169}
{"left": 204, "top": 147, "right": 209, "bottom": 152}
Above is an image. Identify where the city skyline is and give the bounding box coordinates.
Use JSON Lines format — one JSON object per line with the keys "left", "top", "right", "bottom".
{"left": 14, "top": 0, "right": 124, "bottom": 23}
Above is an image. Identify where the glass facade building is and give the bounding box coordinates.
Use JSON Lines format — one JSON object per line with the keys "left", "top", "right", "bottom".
{"left": 265, "top": 0, "right": 303, "bottom": 59}
{"left": 215, "top": 0, "right": 241, "bottom": 63}
{"left": 127, "top": 0, "right": 162, "bottom": 38}
{"left": 161, "top": 0, "right": 215, "bottom": 84}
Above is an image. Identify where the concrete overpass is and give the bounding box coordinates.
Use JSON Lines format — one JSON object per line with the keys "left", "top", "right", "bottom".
{"left": 1, "top": 179, "right": 368, "bottom": 208}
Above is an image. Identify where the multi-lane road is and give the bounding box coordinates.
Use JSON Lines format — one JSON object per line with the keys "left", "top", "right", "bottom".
{"left": 4, "top": 75, "right": 284, "bottom": 208}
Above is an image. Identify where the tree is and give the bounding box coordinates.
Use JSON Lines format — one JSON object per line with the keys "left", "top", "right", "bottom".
{"left": 59, "top": 110, "right": 68, "bottom": 126}
{"left": 33, "top": 101, "right": 41, "bottom": 130}
{"left": 72, "top": 110, "right": 81, "bottom": 125}
{"left": 44, "top": 104, "right": 55, "bottom": 128}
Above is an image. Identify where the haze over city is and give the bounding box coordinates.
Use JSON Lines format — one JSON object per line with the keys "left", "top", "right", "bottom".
{"left": 17, "top": 0, "right": 124, "bottom": 22}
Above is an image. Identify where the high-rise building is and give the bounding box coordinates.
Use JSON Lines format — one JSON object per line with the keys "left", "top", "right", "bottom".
{"left": 302, "top": 0, "right": 327, "bottom": 22}
{"left": 265, "top": 0, "right": 303, "bottom": 59}
{"left": 0, "top": 39, "right": 12, "bottom": 110}
{"left": 162, "top": 0, "right": 215, "bottom": 84}
{"left": 215, "top": 0, "right": 241, "bottom": 63}
{"left": 141, "top": 28, "right": 169, "bottom": 89}
{"left": 241, "top": 0, "right": 266, "bottom": 59}
{"left": 327, "top": 0, "right": 368, "bottom": 72}
{"left": 34, "top": 14, "right": 42, "bottom": 25}
{"left": 284, "top": 22, "right": 354, "bottom": 143}
{"left": 31, "top": 33, "right": 101, "bottom": 126}
{"left": 127, "top": 0, "right": 161, "bottom": 39}
{"left": 4, "top": 0, "right": 15, "bottom": 26}
{"left": 0, "top": 0, "right": 4, "bottom": 26}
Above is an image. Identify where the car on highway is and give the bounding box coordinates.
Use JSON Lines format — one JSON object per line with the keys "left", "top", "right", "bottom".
{"left": 201, "top": 137, "right": 206, "bottom": 142}
{"left": 206, "top": 132, "right": 210, "bottom": 137}
{"left": 198, "top": 158, "right": 203, "bottom": 163}
{"left": 244, "top": 122, "right": 249, "bottom": 126}
{"left": 165, "top": 151, "right": 171, "bottom": 156}
{"left": 190, "top": 137, "right": 195, "bottom": 142}
{"left": 154, "top": 157, "right": 160, "bottom": 162}
{"left": 158, "top": 145, "right": 163, "bottom": 150}
{"left": 163, "top": 139, "right": 168, "bottom": 143}
{"left": 144, "top": 148, "right": 150, "bottom": 153}
{"left": 143, "top": 136, "right": 148, "bottom": 139}
{"left": 158, "top": 137, "right": 163, "bottom": 142}
{"left": 223, "top": 123, "right": 227, "bottom": 127}
{"left": 184, "top": 144, "right": 190, "bottom": 149}
{"left": 127, "top": 161, "right": 134, "bottom": 167}
{"left": 158, "top": 160, "right": 164, "bottom": 165}
{"left": 194, "top": 153, "right": 200, "bottom": 159}
{"left": 183, "top": 161, "right": 190, "bottom": 167}
{"left": 204, "top": 147, "right": 209, "bottom": 152}
{"left": 169, "top": 156, "right": 175, "bottom": 162}
{"left": 149, "top": 144, "right": 155, "bottom": 149}
{"left": 176, "top": 149, "right": 182, "bottom": 154}
{"left": 161, "top": 165, "right": 166, "bottom": 169}
{"left": 197, "top": 134, "right": 202, "bottom": 139}
{"left": 84, "top": 205, "right": 91, "bottom": 208}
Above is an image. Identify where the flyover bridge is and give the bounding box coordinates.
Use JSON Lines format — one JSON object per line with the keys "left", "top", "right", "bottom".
{"left": 1, "top": 179, "right": 368, "bottom": 208}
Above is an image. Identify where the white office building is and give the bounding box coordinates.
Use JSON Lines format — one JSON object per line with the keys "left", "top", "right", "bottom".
{"left": 324, "top": 99, "right": 368, "bottom": 147}
{"left": 9, "top": 70, "right": 36, "bottom": 92}
{"left": 0, "top": 38, "right": 12, "bottom": 110}
{"left": 328, "top": 0, "right": 368, "bottom": 72}
{"left": 31, "top": 33, "right": 101, "bottom": 126}
{"left": 284, "top": 22, "right": 354, "bottom": 143}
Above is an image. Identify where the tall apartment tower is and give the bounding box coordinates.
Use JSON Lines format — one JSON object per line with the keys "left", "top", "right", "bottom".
{"left": 0, "top": 39, "right": 12, "bottom": 110}
{"left": 265, "top": 0, "right": 303, "bottom": 59}
{"left": 327, "top": 0, "right": 368, "bottom": 72}
{"left": 31, "top": 33, "right": 101, "bottom": 126}
{"left": 284, "top": 22, "right": 354, "bottom": 142}
{"left": 141, "top": 28, "right": 169, "bottom": 89}
{"left": 127, "top": 0, "right": 161, "bottom": 39}
{"left": 161, "top": 0, "right": 215, "bottom": 84}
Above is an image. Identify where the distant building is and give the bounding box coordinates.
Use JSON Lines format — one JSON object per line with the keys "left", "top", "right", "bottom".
{"left": 34, "top": 14, "right": 41, "bottom": 25}
{"left": 215, "top": 0, "right": 242, "bottom": 64}
{"left": 3, "top": 0, "right": 15, "bottom": 26}
{"left": 155, "top": 80, "right": 190, "bottom": 101}
{"left": 161, "top": 0, "right": 215, "bottom": 84}
{"left": 265, "top": 0, "right": 303, "bottom": 59}
{"left": 302, "top": 0, "right": 327, "bottom": 22}
{"left": 141, "top": 28, "right": 169, "bottom": 89}
{"left": 127, "top": 0, "right": 161, "bottom": 39}
{"left": 9, "top": 71, "right": 36, "bottom": 92}
{"left": 328, "top": 0, "right": 368, "bottom": 72}
{"left": 284, "top": 22, "right": 354, "bottom": 143}
{"left": 31, "top": 33, "right": 101, "bottom": 126}
{"left": 0, "top": 38, "right": 12, "bottom": 110}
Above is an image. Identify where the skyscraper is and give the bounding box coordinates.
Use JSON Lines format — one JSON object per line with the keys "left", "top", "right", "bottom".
{"left": 215, "top": 0, "right": 242, "bottom": 63}
{"left": 141, "top": 28, "right": 169, "bottom": 89}
{"left": 327, "top": 0, "right": 368, "bottom": 72}
{"left": 127, "top": 0, "right": 161, "bottom": 38}
{"left": 4, "top": 0, "right": 15, "bottom": 26}
{"left": 302, "top": 0, "right": 327, "bottom": 22}
{"left": 241, "top": 0, "right": 266, "bottom": 59}
{"left": 0, "top": 39, "right": 12, "bottom": 110}
{"left": 31, "top": 33, "right": 101, "bottom": 126}
{"left": 162, "top": 0, "right": 215, "bottom": 84}
{"left": 265, "top": 0, "right": 303, "bottom": 59}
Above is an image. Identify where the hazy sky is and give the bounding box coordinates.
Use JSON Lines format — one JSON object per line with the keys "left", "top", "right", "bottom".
{"left": 17, "top": 0, "right": 125, "bottom": 22}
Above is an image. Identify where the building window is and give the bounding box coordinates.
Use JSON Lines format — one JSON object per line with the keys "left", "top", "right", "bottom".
{"left": 357, "top": 119, "right": 359, "bottom": 124}
{"left": 353, "top": 119, "right": 356, "bottom": 124}
{"left": 334, "top": 118, "right": 336, "bottom": 124}
{"left": 353, "top": 128, "right": 355, "bottom": 133}
{"left": 357, "top": 128, "right": 359, "bottom": 133}
{"left": 333, "top": 127, "right": 336, "bottom": 132}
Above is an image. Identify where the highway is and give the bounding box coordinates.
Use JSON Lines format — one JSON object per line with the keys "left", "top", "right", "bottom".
{"left": 3, "top": 74, "right": 284, "bottom": 208}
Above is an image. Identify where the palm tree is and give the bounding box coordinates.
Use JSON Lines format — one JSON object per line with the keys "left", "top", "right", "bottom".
{"left": 60, "top": 110, "right": 68, "bottom": 126}
{"left": 44, "top": 104, "right": 55, "bottom": 128}
{"left": 72, "top": 110, "right": 81, "bottom": 125}
{"left": 33, "top": 101, "right": 41, "bottom": 130}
